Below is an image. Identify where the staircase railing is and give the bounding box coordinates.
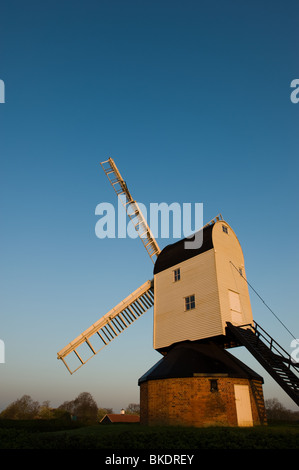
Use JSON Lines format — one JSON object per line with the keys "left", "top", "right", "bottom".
{"left": 237, "top": 321, "right": 299, "bottom": 372}
{"left": 226, "top": 321, "right": 299, "bottom": 406}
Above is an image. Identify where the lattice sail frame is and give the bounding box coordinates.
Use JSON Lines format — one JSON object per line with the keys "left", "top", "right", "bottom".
{"left": 57, "top": 158, "right": 160, "bottom": 374}
{"left": 100, "top": 158, "right": 160, "bottom": 263}
{"left": 57, "top": 280, "right": 154, "bottom": 374}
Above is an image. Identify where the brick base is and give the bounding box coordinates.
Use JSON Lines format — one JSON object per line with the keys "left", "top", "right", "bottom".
{"left": 140, "top": 376, "right": 266, "bottom": 427}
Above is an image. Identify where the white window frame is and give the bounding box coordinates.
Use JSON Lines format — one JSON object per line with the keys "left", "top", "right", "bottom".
{"left": 173, "top": 268, "right": 181, "bottom": 282}
{"left": 185, "top": 294, "right": 195, "bottom": 311}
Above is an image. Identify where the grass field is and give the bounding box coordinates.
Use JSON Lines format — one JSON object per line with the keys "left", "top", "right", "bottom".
{"left": 0, "top": 420, "right": 298, "bottom": 450}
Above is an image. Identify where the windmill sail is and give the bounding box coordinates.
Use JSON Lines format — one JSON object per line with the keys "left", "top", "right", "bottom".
{"left": 57, "top": 280, "right": 154, "bottom": 374}
{"left": 100, "top": 157, "right": 160, "bottom": 263}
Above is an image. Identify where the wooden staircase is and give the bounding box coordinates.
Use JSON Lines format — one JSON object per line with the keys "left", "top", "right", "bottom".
{"left": 226, "top": 321, "right": 299, "bottom": 407}
{"left": 249, "top": 379, "right": 268, "bottom": 424}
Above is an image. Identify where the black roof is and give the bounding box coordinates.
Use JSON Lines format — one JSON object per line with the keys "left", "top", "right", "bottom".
{"left": 138, "top": 342, "right": 263, "bottom": 384}
{"left": 154, "top": 223, "right": 214, "bottom": 275}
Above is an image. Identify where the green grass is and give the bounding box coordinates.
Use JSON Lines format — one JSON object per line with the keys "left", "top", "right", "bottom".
{"left": 0, "top": 421, "right": 298, "bottom": 449}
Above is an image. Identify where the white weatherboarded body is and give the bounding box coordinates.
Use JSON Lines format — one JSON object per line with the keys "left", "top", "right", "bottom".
{"left": 153, "top": 220, "right": 253, "bottom": 351}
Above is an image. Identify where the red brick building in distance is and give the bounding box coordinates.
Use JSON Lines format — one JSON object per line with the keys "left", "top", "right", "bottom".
{"left": 100, "top": 413, "right": 140, "bottom": 424}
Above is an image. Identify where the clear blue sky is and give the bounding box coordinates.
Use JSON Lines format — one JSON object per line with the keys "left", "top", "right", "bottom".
{"left": 0, "top": 0, "right": 298, "bottom": 412}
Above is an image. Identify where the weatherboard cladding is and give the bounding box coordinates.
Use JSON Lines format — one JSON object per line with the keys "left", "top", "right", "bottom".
{"left": 153, "top": 223, "right": 214, "bottom": 275}
{"left": 153, "top": 223, "right": 220, "bottom": 349}
{"left": 153, "top": 219, "right": 254, "bottom": 351}
{"left": 153, "top": 249, "right": 222, "bottom": 349}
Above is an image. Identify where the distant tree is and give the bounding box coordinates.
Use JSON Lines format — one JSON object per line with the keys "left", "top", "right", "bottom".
{"left": 38, "top": 401, "right": 55, "bottom": 420}
{"left": 98, "top": 407, "right": 113, "bottom": 421}
{"left": 58, "top": 400, "right": 74, "bottom": 415}
{"left": 51, "top": 408, "right": 72, "bottom": 421}
{"left": 59, "top": 392, "right": 98, "bottom": 424}
{"left": 0, "top": 395, "right": 40, "bottom": 420}
{"left": 125, "top": 403, "right": 140, "bottom": 415}
{"left": 73, "top": 392, "right": 98, "bottom": 423}
{"left": 265, "top": 398, "right": 299, "bottom": 421}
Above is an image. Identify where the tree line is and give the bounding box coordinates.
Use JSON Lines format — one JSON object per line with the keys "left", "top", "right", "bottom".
{"left": 1, "top": 394, "right": 297, "bottom": 424}
{"left": 265, "top": 398, "right": 299, "bottom": 422}
{"left": 0, "top": 392, "right": 140, "bottom": 424}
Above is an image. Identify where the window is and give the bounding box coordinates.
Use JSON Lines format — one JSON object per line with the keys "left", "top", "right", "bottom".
{"left": 210, "top": 379, "right": 218, "bottom": 392}
{"left": 185, "top": 295, "right": 195, "bottom": 311}
{"left": 222, "top": 225, "right": 228, "bottom": 234}
{"left": 173, "top": 268, "right": 180, "bottom": 282}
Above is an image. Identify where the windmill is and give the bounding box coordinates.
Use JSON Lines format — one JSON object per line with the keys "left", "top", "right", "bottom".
{"left": 57, "top": 158, "right": 298, "bottom": 426}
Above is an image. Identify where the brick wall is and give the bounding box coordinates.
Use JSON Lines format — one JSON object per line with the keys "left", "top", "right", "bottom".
{"left": 140, "top": 376, "right": 265, "bottom": 427}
